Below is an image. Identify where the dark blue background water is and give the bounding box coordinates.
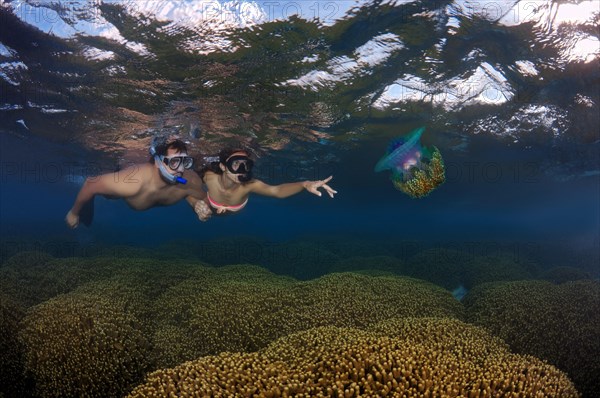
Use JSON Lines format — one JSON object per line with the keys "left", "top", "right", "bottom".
{"left": 1, "top": 131, "right": 598, "bottom": 273}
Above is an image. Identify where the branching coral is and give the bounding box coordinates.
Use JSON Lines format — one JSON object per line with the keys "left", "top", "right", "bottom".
{"left": 151, "top": 270, "right": 463, "bottom": 368}
{"left": 0, "top": 294, "right": 32, "bottom": 397}
{"left": 0, "top": 252, "right": 127, "bottom": 308}
{"left": 9, "top": 251, "right": 592, "bottom": 398}
{"left": 465, "top": 280, "right": 600, "bottom": 397}
{"left": 462, "top": 253, "right": 539, "bottom": 289}
{"left": 295, "top": 273, "right": 464, "bottom": 328}
{"left": 151, "top": 265, "right": 298, "bottom": 367}
{"left": 18, "top": 280, "right": 153, "bottom": 398}
{"left": 541, "top": 266, "right": 591, "bottom": 284}
{"left": 329, "top": 255, "right": 405, "bottom": 275}
{"left": 0, "top": 251, "right": 209, "bottom": 310}
{"left": 128, "top": 318, "right": 580, "bottom": 397}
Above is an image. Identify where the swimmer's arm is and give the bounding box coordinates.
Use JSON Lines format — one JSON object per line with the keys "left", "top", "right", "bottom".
{"left": 185, "top": 192, "right": 208, "bottom": 211}
{"left": 185, "top": 196, "right": 201, "bottom": 208}
{"left": 248, "top": 176, "right": 337, "bottom": 198}
{"left": 186, "top": 195, "right": 211, "bottom": 222}
{"left": 184, "top": 171, "right": 210, "bottom": 221}
{"left": 69, "top": 169, "right": 142, "bottom": 215}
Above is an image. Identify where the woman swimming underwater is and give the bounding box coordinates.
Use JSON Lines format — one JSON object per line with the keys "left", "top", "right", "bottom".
{"left": 191, "top": 148, "right": 337, "bottom": 219}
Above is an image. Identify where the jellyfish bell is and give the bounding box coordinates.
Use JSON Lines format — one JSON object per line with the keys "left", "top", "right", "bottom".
{"left": 375, "top": 127, "right": 445, "bottom": 198}
{"left": 374, "top": 127, "right": 425, "bottom": 173}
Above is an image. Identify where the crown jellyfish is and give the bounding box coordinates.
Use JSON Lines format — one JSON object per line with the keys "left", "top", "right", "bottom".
{"left": 374, "top": 127, "right": 445, "bottom": 198}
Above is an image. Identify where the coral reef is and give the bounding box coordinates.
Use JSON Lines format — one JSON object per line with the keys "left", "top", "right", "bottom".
{"left": 541, "top": 266, "right": 592, "bottom": 284}
{"left": 0, "top": 252, "right": 121, "bottom": 308}
{"left": 151, "top": 265, "right": 298, "bottom": 367}
{"left": 127, "top": 318, "right": 580, "bottom": 397}
{"left": 295, "top": 273, "right": 464, "bottom": 328}
{"left": 403, "top": 249, "right": 540, "bottom": 292}
{"left": 1, "top": 250, "right": 54, "bottom": 269}
{"left": 151, "top": 270, "right": 463, "bottom": 367}
{"left": 4, "top": 247, "right": 592, "bottom": 398}
{"left": 0, "top": 251, "right": 209, "bottom": 309}
{"left": 329, "top": 255, "right": 406, "bottom": 275}
{"left": 0, "top": 293, "right": 32, "bottom": 397}
{"left": 465, "top": 280, "right": 600, "bottom": 397}
{"left": 18, "top": 279, "right": 153, "bottom": 398}
{"left": 462, "top": 252, "right": 539, "bottom": 289}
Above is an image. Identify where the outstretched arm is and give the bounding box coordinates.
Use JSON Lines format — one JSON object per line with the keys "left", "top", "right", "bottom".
{"left": 249, "top": 176, "right": 337, "bottom": 199}
{"left": 65, "top": 169, "right": 141, "bottom": 228}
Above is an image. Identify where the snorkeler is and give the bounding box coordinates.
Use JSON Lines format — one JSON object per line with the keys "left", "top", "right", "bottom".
{"left": 191, "top": 148, "right": 337, "bottom": 218}
{"left": 65, "top": 138, "right": 209, "bottom": 228}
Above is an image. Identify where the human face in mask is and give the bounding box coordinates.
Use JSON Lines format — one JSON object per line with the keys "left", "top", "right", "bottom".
{"left": 221, "top": 152, "right": 254, "bottom": 183}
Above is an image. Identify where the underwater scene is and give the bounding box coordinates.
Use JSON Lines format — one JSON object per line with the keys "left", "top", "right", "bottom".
{"left": 0, "top": 0, "right": 599, "bottom": 397}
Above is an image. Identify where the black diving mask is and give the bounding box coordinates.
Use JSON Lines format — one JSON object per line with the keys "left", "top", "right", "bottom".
{"left": 225, "top": 155, "right": 253, "bottom": 182}
{"left": 225, "top": 155, "right": 254, "bottom": 174}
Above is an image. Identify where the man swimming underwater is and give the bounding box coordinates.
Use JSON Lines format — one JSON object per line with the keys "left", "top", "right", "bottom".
{"left": 65, "top": 138, "right": 211, "bottom": 228}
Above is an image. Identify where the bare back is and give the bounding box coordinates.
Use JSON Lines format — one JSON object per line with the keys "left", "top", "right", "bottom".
{"left": 100, "top": 164, "right": 204, "bottom": 210}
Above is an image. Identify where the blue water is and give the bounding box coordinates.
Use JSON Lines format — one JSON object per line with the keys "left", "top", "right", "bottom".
{"left": 1, "top": 1, "right": 599, "bottom": 397}
{"left": 2, "top": 131, "right": 597, "bottom": 269}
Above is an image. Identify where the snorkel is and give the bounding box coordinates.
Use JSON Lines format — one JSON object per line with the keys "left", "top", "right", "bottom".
{"left": 237, "top": 171, "right": 253, "bottom": 183}
{"left": 149, "top": 137, "right": 188, "bottom": 184}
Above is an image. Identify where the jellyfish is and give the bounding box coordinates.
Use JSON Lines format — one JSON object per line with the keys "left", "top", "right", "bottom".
{"left": 374, "top": 127, "right": 445, "bottom": 198}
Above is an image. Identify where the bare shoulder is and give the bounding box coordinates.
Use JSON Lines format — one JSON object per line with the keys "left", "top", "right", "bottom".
{"left": 115, "top": 163, "right": 152, "bottom": 183}
{"left": 202, "top": 171, "right": 219, "bottom": 185}
{"left": 88, "top": 162, "right": 149, "bottom": 196}
{"left": 203, "top": 170, "right": 217, "bottom": 179}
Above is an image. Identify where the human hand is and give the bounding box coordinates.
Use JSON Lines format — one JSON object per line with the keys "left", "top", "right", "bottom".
{"left": 305, "top": 176, "right": 337, "bottom": 198}
{"left": 65, "top": 210, "right": 79, "bottom": 229}
{"left": 214, "top": 207, "right": 227, "bottom": 215}
{"left": 194, "top": 200, "right": 213, "bottom": 221}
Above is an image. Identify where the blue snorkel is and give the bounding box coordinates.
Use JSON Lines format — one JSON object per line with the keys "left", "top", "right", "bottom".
{"left": 149, "top": 137, "right": 188, "bottom": 185}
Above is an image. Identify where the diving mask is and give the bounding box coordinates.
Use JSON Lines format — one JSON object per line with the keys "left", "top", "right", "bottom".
{"left": 162, "top": 155, "right": 194, "bottom": 171}
{"left": 225, "top": 155, "right": 254, "bottom": 174}
{"left": 149, "top": 143, "right": 188, "bottom": 185}
{"left": 225, "top": 154, "right": 254, "bottom": 182}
